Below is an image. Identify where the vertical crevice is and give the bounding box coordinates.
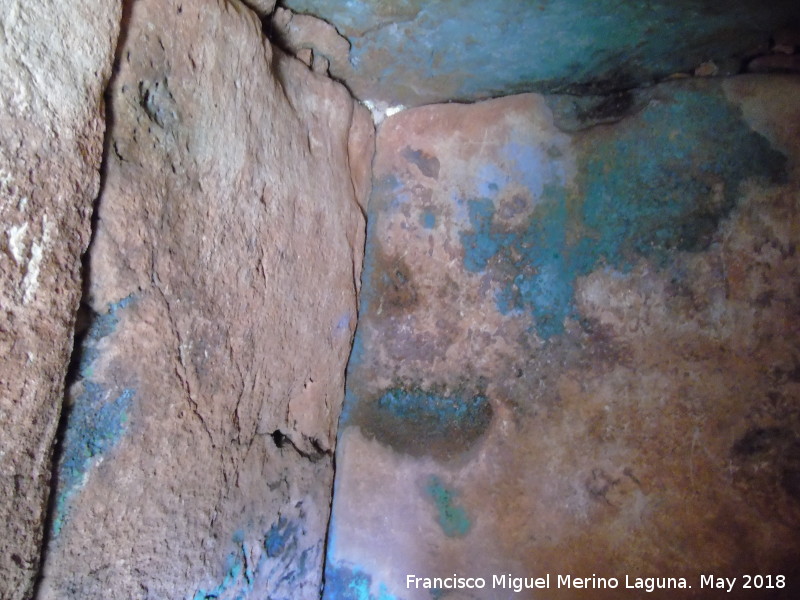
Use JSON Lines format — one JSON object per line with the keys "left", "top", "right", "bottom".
{"left": 318, "top": 448, "right": 337, "bottom": 600}
{"left": 32, "top": 305, "right": 92, "bottom": 596}
{"left": 30, "top": 1, "right": 135, "bottom": 596}
{"left": 318, "top": 226, "right": 372, "bottom": 600}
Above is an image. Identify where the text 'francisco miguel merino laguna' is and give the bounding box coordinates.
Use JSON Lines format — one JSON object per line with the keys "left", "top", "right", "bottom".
{"left": 408, "top": 573, "right": 695, "bottom": 594}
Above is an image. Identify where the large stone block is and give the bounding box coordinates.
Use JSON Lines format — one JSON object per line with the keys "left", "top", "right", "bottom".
{"left": 36, "top": 0, "right": 372, "bottom": 597}
{"left": 283, "top": 0, "right": 800, "bottom": 107}
{"left": 326, "top": 77, "right": 800, "bottom": 599}
{"left": 0, "top": 1, "right": 120, "bottom": 598}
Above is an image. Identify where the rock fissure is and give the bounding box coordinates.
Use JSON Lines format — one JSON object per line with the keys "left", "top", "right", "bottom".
{"left": 152, "top": 270, "right": 217, "bottom": 448}
{"left": 272, "top": 428, "right": 332, "bottom": 463}
{"left": 3, "top": 0, "right": 800, "bottom": 598}
{"left": 18, "top": 0, "right": 373, "bottom": 597}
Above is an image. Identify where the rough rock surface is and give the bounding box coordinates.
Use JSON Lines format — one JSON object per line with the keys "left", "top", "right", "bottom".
{"left": 241, "top": 0, "right": 276, "bottom": 18}
{"left": 0, "top": 1, "right": 120, "bottom": 598}
{"left": 37, "top": 0, "right": 372, "bottom": 598}
{"left": 283, "top": 0, "right": 800, "bottom": 107}
{"left": 325, "top": 77, "right": 800, "bottom": 599}
{"left": 271, "top": 7, "right": 351, "bottom": 79}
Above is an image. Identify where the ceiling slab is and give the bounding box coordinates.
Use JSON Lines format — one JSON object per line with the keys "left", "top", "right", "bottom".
{"left": 283, "top": 0, "right": 800, "bottom": 106}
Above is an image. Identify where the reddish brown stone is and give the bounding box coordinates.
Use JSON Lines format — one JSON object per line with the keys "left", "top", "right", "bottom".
{"left": 36, "top": 0, "right": 372, "bottom": 597}
{"left": 0, "top": 1, "right": 120, "bottom": 597}
{"left": 325, "top": 79, "right": 800, "bottom": 599}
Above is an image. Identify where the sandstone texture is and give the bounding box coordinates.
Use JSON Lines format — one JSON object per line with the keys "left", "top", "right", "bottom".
{"left": 37, "top": 0, "right": 372, "bottom": 598}
{"left": 271, "top": 7, "right": 351, "bottom": 79}
{"left": 326, "top": 77, "right": 800, "bottom": 599}
{"left": 0, "top": 1, "right": 120, "bottom": 598}
{"left": 283, "top": 0, "right": 800, "bottom": 107}
{"left": 241, "top": 0, "right": 276, "bottom": 18}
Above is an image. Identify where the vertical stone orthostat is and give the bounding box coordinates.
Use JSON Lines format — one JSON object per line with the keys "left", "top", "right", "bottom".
{"left": 36, "top": 0, "right": 373, "bottom": 597}
{"left": 326, "top": 78, "right": 800, "bottom": 599}
{"left": 0, "top": 1, "right": 121, "bottom": 598}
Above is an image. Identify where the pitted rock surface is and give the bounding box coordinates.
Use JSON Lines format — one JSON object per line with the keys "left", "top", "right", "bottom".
{"left": 36, "top": 0, "right": 372, "bottom": 597}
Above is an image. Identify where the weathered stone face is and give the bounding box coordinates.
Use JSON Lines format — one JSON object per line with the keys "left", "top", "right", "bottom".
{"left": 283, "top": 0, "right": 800, "bottom": 108}
{"left": 0, "top": 1, "right": 120, "bottom": 597}
{"left": 325, "top": 77, "right": 800, "bottom": 599}
{"left": 36, "top": 0, "right": 372, "bottom": 597}
{"left": 3, "top": 0, "right": 799, "bottom": 597}
{"left": 241, "top": 0, "right": 276, "bottom": 17}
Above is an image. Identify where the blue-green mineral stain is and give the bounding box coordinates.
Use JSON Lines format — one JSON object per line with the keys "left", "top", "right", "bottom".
{"left": 192, "top": 548, "right": 247, "bottom": 600}
{"left": 285, "top": 0, "right": 800, "bottom": 106}
{"left": 264, "top": 516, "right": 296, "bottom": 558}
{"left": 193, "top": 518, "right": 309, "bottom": 600}
{"left": 324, "top": 563, "right": 399, "bottom": 600}
{"left": 192, "top": 538, "right": 255, "bottom": 600}
{"left": 578, "top": 85, "right": 786, "bottom": 263}
{"left": 52, "top": 385, "right": 134, "bottom": 537}
{"left": 377, "top": 387, "right": 488, "bottom": 427}
{"left": 460, "top": 83, "right": 787, "bottom": 339}
{"left": 460, "top": 183, "right": 573, "bottom": 339}
{"left": 425, "top": 476, "right": 471, "bottom": 538}
{"left": 75, "top": 295, "right": 135, "bottom": 378}
{"left": 51, "top": 296, "right": 137, "bottom": 537}
{"left": 355, "top": 387, "right": 492, "bottom": 459}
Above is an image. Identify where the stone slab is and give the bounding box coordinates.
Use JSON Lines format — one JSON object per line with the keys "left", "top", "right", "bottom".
{"left": 325, "top": 76, "right": 800, "bottom": 599}
{"left": 0, "top": 1, "right": 120, "bottom": 597}
{"left": 284, "top": 0, "right": 800, "bottom": 107}
{"left": 36, "top": 0, "right": 372, "bottom": 597}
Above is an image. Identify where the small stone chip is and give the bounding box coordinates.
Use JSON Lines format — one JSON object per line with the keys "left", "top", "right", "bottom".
{"left": 694, "top": 61, "right": 718, "bottom": 77}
